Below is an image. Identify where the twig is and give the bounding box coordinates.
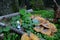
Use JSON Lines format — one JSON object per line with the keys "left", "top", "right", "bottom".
{"left": 0, "top": 22, "right": 25, "bottom": 35}
{"left": 0, "top": 12, "right": 19, "bottom": 20}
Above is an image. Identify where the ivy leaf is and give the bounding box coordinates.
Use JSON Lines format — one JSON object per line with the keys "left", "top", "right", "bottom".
{"left": 19, "top": 9, "right": 26, "bottom": 15}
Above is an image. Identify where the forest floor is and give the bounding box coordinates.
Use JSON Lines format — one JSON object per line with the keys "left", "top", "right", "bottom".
{"left": 0, "top": 9, "right": 60, "bottom": 40}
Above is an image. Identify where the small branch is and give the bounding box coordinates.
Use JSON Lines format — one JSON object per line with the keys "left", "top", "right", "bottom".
{"left": 0, "top": 12, "right": 19, "bottom": 20}
{"left": 10, "top": 27, "right": 25, "bottom": 35}
{"left": 0, "top": 22, "right": 25, "bottom": 35}
{"left": 53, "top": 0, "right": 59, "bottom": 7}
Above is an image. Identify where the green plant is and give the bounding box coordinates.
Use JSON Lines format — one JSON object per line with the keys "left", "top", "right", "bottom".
{"left": 0, "top": 9, "right": 60, "bottom": 40}
{"left": 19, "top": 9, "right": 33, "bottom": 30}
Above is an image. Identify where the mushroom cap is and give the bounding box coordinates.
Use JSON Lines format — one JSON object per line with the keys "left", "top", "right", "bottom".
{"left": 33, "top": 15, "right": 57, "bottom": 36}
{"left": 21, "top": 33, "right": 40, "bottom": 40}
{"left": 21, "top": 33, "right": 30, "bottom": 40}
{"left": 30, "top": 33, "right": 40, "bottom": 40}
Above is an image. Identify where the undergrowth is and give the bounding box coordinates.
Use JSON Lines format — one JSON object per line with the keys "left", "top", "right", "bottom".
{"left": 0, "top": 9, "right": 60, "bottom": 40}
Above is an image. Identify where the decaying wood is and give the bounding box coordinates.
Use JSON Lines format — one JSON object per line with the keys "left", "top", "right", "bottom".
{"left": 0, "top": 12, "right": 19, "bottom": 20}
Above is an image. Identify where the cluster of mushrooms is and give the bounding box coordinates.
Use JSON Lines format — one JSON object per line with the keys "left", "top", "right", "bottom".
{"left": 20, "top": 15, "right": 57, "bottom": 40}
{"left": 31, "top": 15, "right": 57, "bottom": 36}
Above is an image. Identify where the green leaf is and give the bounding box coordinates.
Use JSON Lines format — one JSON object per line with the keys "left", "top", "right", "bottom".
{"left": 19, "top": 9, "right": 26, "bottom": 15}
{"left": 3, "top": 26, "right": 10, "bottom": 32}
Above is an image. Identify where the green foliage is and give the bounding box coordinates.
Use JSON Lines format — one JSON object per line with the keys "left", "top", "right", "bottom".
{"left": 19, "top": 9, "right": 60, "bottom": 40}
{"left": 19, "top": 9, "right": 33, "bottom": 29}
{"left": 32, "top": 10, "right": 54, "bottom": 18}
{"left": 30, "top": 0, "right": 45, "bottom": 10}
{"left": 0, "top": 9, "right": 60, "bottom": 40}
{"left": 3, "top": 32, "right": 19, "bottom": 40}
{"left": 0, "top": 26, "right": 10, "bottom": 33}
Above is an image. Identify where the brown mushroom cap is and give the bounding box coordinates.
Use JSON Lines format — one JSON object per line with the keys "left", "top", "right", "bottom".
{"left": 21, "top": 33, "right": 30, "bottom": 40}
{"left": 30, "top": 33, "right": 40, "bottom": 40}
{"left": 34, "top": 26, "right": 44, "bottom": 32}
{"left": 21, "top": 33, "right": 40, "bottom": 40}
{"left": 33, "top": 15, "right": 57, "bottom": 36}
